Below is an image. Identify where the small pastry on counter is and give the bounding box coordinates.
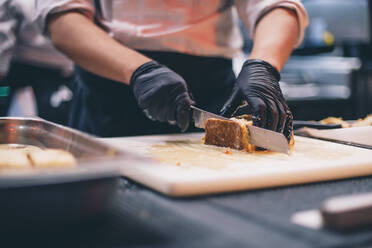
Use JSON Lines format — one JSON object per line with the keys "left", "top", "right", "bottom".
{"left": 320, "top": 117, "right": 351, "bottom": 128}
{"left": 320, "top": 114, "right": 372, "bottom": 128}
{"left": 352, "top": 114, "right": 372, "bottom": 127}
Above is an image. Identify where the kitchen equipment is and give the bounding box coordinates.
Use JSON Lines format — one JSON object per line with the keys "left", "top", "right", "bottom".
{"left": 279, "top": 56, "right": 361, "bottom": 121}
{"left": 321, "top": 192, "right": 372, "bottom": 230}
{"left": 295, "top": 126, "right": 372, "bottom": 150}
{"left": 293, "top": 120, "right": 342, "bottom": 130}
{"left": 191, "top": 106, "right": 289, "bottom": 154}
{"left": 104, "top": 133, "right": 372, "bottom": 196}
{"left": 0, "top": 117, "right": 145, "bottom": 231}
{"left": 292, "top": 192, "right": 372, "bottom": 231}
{"left": 191, "top": 105, "right": 229, "bottom": 127}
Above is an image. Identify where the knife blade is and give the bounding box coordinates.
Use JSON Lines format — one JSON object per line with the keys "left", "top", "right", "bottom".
{"left": 191, "top": 106, "right": 230, "bottom": 128}
{"left": 191, "top": 106, "right": 289, "bottom": 154}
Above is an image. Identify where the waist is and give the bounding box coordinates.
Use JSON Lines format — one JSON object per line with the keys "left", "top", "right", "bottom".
{"left": 76, "top": 50, "right": 233, "bottom": 92}
{"left": 5, "top": 62, "right": 74, "bottom": 86}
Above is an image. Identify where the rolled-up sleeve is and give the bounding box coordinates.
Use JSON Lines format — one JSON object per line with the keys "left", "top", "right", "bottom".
{"left": 0, "top": 0, "right": 18, "bottom": 75}
{"left": 35, "top": 0, "right": 94, "bottom": 34}
{"left": 235, "top": 0, "right": 309, "bottom": 47}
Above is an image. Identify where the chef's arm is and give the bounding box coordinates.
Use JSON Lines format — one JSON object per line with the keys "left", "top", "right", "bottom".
{"left": 48, "top": 11, "right": 193, "bottom": 130}
{"left": 249, "top": 8, "right": 299, "bottom": 71}
{"left": 48, "top": 11, "right": 151, "bottom": 84}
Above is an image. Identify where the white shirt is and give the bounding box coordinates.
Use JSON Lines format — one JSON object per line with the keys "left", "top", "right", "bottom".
{"left": 0, "top": 0, "right": 73, "bottom": 75}
{"left": 35, "top": 0, "right": 308, "bottom": 59}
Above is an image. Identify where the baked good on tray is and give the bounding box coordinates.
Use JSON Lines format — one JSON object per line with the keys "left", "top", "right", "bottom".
{"left": 0, "top": 145, "right": 76, "bottom": 170}
{"left": 28, "top": 149, "right": 76, "bottom": 168}
{"left": 320, "top": 117, "right": 351, "bottom": 128}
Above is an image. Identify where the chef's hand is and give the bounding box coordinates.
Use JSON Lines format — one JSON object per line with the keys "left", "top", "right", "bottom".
{"left": 130, "top": 61, "right": 194, "bottom": 132}
{"left": 220, "top": 59, "right": 293, "bottom": 142}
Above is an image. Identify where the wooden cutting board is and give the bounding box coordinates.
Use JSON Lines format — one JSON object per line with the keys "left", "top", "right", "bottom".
{"left": 103, "top": 133, "right": 372, "bottom": 196}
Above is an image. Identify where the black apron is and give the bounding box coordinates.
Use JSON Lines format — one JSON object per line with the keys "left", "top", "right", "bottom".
{"left": 68, "top": 51, "right": 236, "bottom": 137}
{"left": 4, "top": 62, "right": 74, "bottom": 126}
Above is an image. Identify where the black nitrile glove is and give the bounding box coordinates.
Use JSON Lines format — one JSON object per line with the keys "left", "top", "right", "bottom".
{"left": 220, "top": 59, "right": 293, "bottom": 142}
{"left": 130, "top": 61, "right": 194, "bottom": 132}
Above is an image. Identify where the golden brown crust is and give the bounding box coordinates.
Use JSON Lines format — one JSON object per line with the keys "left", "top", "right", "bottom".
{"left": 204, "top": 118, "right": 255, "bottom": 152}
{"left": 204, "top": 117, "right": 295, "bottom": 152}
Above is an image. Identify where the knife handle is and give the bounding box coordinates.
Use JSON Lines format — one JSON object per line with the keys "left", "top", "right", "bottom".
{"left": 321, "top": 192, "right": 372, "bottom": 230}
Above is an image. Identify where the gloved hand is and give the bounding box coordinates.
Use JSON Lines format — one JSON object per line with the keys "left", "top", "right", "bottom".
{"left": 220, "top": 59, "right": 293, "bottom": 142}
{"left": 130, "top": 61, "right": 194, "bottom": 132}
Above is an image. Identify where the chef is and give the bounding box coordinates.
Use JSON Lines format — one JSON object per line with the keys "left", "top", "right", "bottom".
{"left": 35, "top": 0, "right": 308, "bottom": 139}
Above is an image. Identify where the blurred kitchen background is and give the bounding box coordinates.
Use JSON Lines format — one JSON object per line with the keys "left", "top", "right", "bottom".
{"left": 285, "top": 0, "right": 372, "bottom": 121}
{"left": 276, "top": 0, "right": 372, "bottom": 121}
{"left": 1, "top": 0, "right": 372, "bottom": 122}
{"left": 238, "top": 0, "right": 372, "bottom": 121}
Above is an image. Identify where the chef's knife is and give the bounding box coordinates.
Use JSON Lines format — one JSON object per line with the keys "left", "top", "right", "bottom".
{"left": 191, "top": 106, "right": 290, "bottom": 154}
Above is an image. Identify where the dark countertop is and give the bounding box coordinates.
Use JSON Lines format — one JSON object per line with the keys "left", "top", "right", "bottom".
{"left": 7, "top": 176, "right": 372, "bottom": 248}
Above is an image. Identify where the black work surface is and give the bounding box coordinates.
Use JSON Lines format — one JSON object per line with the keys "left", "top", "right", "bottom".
{"left": 6, "top": 177, "right": 372, "bottom": 248}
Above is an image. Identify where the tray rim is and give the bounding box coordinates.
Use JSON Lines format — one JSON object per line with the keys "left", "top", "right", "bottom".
{"left": 0, "top": 117, "right": 148, "bottom": 188}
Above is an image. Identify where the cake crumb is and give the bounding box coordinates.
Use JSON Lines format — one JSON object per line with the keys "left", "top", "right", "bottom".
{"left": 223, "top": 148, "right": 232, "bottom": 154}
{"left": 176, "top": 161, "right": 181, "bottom": 166}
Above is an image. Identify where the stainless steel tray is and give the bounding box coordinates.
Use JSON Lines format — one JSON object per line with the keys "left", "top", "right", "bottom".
{"left": 0, "top": 116, "right": 120, "bottom": 159}
{"left": 0, "top": 117, "right": 144, "bottom": 231}
{"left": 0, "top": 117, "right": 143, "bottom": 187}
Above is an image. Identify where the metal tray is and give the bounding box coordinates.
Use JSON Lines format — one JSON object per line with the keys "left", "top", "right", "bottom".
{"left": 0, "top": 117, "right": 126, "bottom": 186}
{"left": 0, "top": 117, "right": 142, "bottom": 232}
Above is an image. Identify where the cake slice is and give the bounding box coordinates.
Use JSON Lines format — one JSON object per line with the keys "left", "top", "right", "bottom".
{"left": 203, "top": 117, "right": 256, "bottom": 152}
{"left": 204, "top": 116, "right": 294, "bottom": 152}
